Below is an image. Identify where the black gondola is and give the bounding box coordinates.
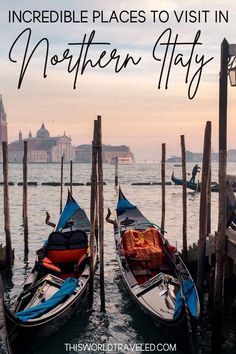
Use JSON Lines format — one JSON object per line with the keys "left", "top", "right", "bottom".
{"left": 107, "top": 188, "right": 200, "bottom": 326}
{"left": 171, "top": 172, "right": 201, "bottom": 192}
{"left": 171, "top": 171, "right": 236, "bottom": 192}
{"left": 5, "top": 191, "right": 96, "bottom": 350}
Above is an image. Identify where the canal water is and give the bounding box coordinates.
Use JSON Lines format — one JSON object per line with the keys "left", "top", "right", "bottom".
{"left": 0, "top": 162, "right": 235, "bottom": 354}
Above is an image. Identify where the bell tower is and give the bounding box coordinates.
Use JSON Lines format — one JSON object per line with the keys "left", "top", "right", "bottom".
{"left": 0, "top": 95, "right": 8, "bottom": 143}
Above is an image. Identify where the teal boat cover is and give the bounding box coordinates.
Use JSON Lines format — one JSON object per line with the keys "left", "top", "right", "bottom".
{"left": 16, "top": 277, "right": 78, "bottom": 322}
{"left": 56, "top": 199, "right": 80, "bottom": 231}
{"left": 173, "top": 279, "right": 198, "bottom": 320}
{"left": 117, "top": 198, "right": 136, "bottom": 212}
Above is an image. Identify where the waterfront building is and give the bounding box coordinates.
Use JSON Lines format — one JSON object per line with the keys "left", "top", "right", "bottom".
{"left": 75, "top": 144, "right": 134, "bottom": 163}
{"left": 0, "top": 95, "right": 134, "bottom": 163}
{"left": 8, "top": 124, "right": 75, "bottom": 162}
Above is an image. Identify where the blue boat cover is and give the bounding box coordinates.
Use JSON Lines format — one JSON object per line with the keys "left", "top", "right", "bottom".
{"left": 117, "top": 198, "right": 136, "bottom": 212}
{"left": 16, "top": 278, "right": 78, "bottom": 322}
{"left": 173, "top": 279, "right": 198, "bottom": 320}
{"left": 56, "top": 200, "right": 80, "bottom": 231}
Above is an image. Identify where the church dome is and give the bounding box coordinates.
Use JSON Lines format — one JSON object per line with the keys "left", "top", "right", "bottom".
{"left": 36, "top": 123, "right": 50, "bottom": 139}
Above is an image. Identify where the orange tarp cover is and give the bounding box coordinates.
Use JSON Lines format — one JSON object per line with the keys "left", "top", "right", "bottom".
{"left": 122, "top": 228, "right": 164, "bottom": 269}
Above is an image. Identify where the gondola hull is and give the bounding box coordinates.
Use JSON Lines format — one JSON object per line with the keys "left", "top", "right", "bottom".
{"left": 5, "top": 192, "right": 96, "bottom": 352}
{"left": 115, "top": 238, "right": 184, "bottom": 326}
{"left": 111, "top": 188, "right": 200, "bottom": 327}
{"left": 5, "top": 274, "right": 90, "bottom": 353}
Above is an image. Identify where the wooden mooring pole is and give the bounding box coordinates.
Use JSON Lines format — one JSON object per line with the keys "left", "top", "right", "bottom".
{"left": 23, "top": 141, "right": 29, "bottom": 254}
{"left": 70, "top": 160, "right": 73, "bottom": 195}
{"left": 161, "top": 143, "right": 166, "bottom": 234}
{"left": 89, "top": 120, "right": 98, "bottom": 307}
{"left": 60, "top": 155, "right": 64, "bottom": 214}
{"left": 197, "top": 121, "right": 211, "bottom": 296}
{"left": 2, "top": 142, "right": 12, "bottom": 264}
{"left": 214, "top": 38, "right": 229, "bottom": 309}
{"left": 181, "top": 135, "right": 187, "bottom": 262}
{"left": 207, "top": 167, "right": 211, "bottom": 235}
{"left": 97, "top": 115, "right": 105, "bottom": 311}
{"left": 115, "top": 156, "right": 118, "bottom": 187}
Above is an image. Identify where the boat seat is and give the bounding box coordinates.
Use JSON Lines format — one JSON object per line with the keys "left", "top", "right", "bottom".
{"left": 132, "top": 269, "right": 152, "bottom": 276}
{"left": 41, "top": 257, "right": 61, "bottom": 275}
{"left": 41, "top": 229, "right": 88, "bottom": 277}
{"left": 46, "top": 230, "right": 88, "bottom": 251}
{"left": 122, "top": 228, "right": 165, "bottom": 270}
{"left": 47, "top": 249, "right": 87, "bottom": 264}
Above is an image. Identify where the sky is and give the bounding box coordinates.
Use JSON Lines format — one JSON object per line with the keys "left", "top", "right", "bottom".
{"left": 0, "top": 0, "right": 236, "bottom": 161}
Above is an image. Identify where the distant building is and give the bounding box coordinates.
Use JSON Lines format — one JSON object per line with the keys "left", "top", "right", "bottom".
{"left": 0, "top": 95, "right": 7, "bottom": 144}
{"left": 103, "top": 145, "right": 134, "bottom": 163}
{"left": 75, "top": 144, "right": 134, "bottom": 163}
{"left": 167, "top": 150, "right": 230, "bottom": 163}
{"left": 8, "top": 123, "right": 75, "bottom": 162}
{"left": 228, "top": 149, "right": 236, "bottom": 162}
{"left": 75, "top": 145, "right": 92, "bottom": 163}
{"left": 0, "top": 95, "right": 134, "bottom": 163}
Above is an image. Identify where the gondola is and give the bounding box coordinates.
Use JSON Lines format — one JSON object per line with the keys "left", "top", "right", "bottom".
{"left": 171, "top": 172, "right": 201, "bottom": 192}
{"left": 107, "top": 188, "right": 200, "bottom": 326}
{"left": 172, "top": 171, "right": 236, "bottom": 193}
{"left": 5, "top": 191, "right": 96, "bottom": 350}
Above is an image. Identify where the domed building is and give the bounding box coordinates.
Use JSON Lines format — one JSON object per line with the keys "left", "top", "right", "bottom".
{"left": 36, "top": 123, "right": 50, "bottom": 139}
{"left": 8, "top": 123, "right": 75, "bottom": 163}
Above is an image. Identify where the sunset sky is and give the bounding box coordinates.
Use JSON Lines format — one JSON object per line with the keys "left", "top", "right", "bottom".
{"left": 0, "top": 0, "right": 236, "bottom": 160}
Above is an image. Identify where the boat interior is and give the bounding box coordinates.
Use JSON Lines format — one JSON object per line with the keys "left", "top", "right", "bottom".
{"left": 121, "top": 227, "right": 176, "bottom": 285}
{"left": 37, "top": 229, "right": 89, "bottom": 280}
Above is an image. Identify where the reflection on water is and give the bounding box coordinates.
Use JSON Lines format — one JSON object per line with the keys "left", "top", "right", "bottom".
{"left": 0, "top": 162, "right": 235, "bottom": 353}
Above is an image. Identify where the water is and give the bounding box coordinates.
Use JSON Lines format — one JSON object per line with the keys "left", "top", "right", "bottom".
{"left": 0, "top": 162, "right": 235, "bottom": 354}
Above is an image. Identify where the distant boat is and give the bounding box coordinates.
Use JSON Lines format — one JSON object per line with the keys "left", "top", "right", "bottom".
{"left": 171, "top": 172, "right": 236, "bottom": 192}
{"left": 111, "top": 157, "right": 134, "bottom": 165}
{"left": 173, "top": 164, "right": 182, "bottom": 167}
{"left": 171, "top": 172, "right": 201, "bottom": 192}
